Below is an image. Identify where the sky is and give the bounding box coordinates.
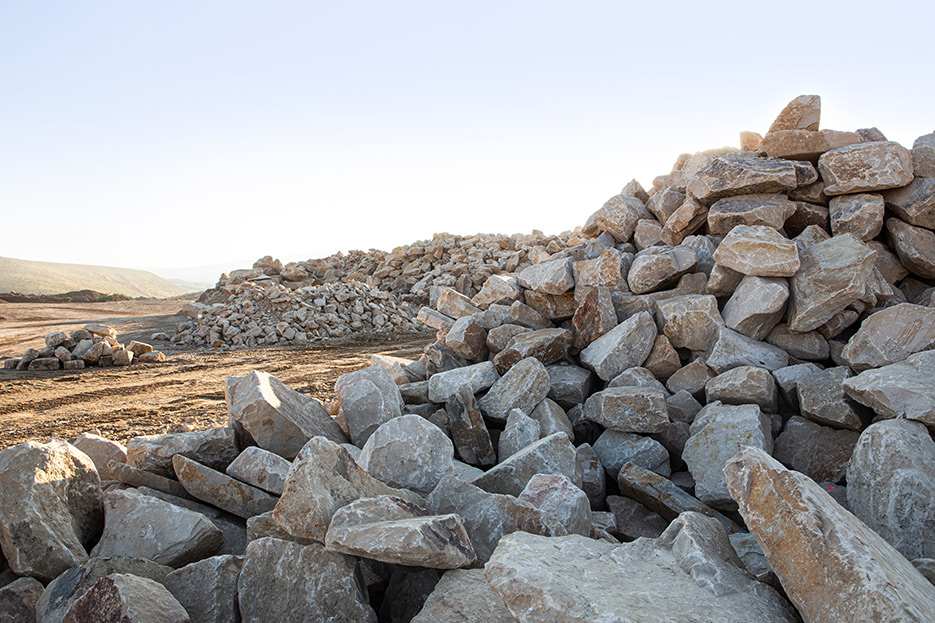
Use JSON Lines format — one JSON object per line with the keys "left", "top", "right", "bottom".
{"left": 1, "top": 1, "right": 932, "bottom": 280}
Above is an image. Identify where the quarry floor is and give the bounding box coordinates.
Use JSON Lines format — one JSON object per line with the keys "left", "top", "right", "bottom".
{"left": 0, "top": 300, "right": 432, "bottom": 449}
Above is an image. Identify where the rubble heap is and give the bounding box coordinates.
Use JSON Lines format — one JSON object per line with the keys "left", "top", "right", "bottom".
{"left": 2, "top": 324, "right": 165, "bottom": 372}
{"left": 3, "top": 96, "right": 935, "bottom": 622}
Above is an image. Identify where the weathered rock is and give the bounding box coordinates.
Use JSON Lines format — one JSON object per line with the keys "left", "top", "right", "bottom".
{"left": 485, "top": 324, "right": 529, "bottom": 354}
{"left": 0, "top": 577, "right": 43, "bottom": 623}
{"left": 523, "top": 290, "right": 578, "bottom": 322}
{"left": 545, "top": 364, "right": 594, "bottom": 409}
{"left": 493, "top": 328, "right": 571, "bottom": 373}
{"left": 768, "top": 94, "right": 821, "bottom": 133}
{"left": 109, "top": 460, "right": 193, "bottom": 500}
{"left": 335, "top": 365, "right": 404, "bottom": 446}
{"left": 498, "top": 409, "right": 539, "bottom": 460}
{"left": 818, "top": 141, "right": 914, "bottom": 195}
{"left": 846, "top": 419, "right": 935, "bottom": 560}
{"left": 325, "top": 496, "right": 475, "bottom": 569}
{"left": 509, "top": 300, "right": 552, "bottom": 329}
{"left": 418, "top": 307, "right": 454, "bottom": 332}
{"left": 707, "top": 194, "right": 796, "bottom": 234}
{"left": 627, "top": 247, "right": 698, "bottom": 294}
{"left": 882, "top": 177, "right": 935, "bottom": 230}
{"left": 725, "top": 446, "right": 935, "bottom": 623}
{"left": 712, "top": 225, "right": 800, "bottom": 277}
{"left": 842, "top": 350, "right": 935, "bottom": 426}
{"left": 445, "top": 386, "right": 496, "bottom": 466}
{"left": 173, "top": 455, "right": 278, "bottom": 519}
{"left": 583, "top": 387, "right": 669, "bottom": 433}
{"left": 436, "top": 288, "right": 481, "bottom": 319}
{"left": 485, "top": 515, "right": 796, "bottom": 623}
{"left": 647, "top": 186, "right": 685, "bottom": 224}
{"left": 445, "top": 316, "right": 488, "bottom": 361}
{"left": 126, "top": 427, "right": 237, "bottom": 478}
{"left": 654, "top": 294, "right": 723, "bottom": 351}
{"left": 575, "top": 443, "right": 605, "bottom": 509}
{"left": 427, "top": 476, "right": 566, "bottom": 564}
{"left": 15, "top": 348, "right": 39, "bottom": 370}
{"left": 163, "top": 555, "right": 243, "bottom": 623}
{"left": 762, "top": 129, "right": 861, "bottom": 160}
{"left": 766, "top": 324, "right": 829, "bottom": 360}
{"left": 571, "top": 287, "right": 616, "bottom": 350}
{"left": 472, "top": 274, "right": 523, "bottom": 308}
{"left": 687, "top": 157, "right": 799, "bottom": 203}
{"left": 666, "top": 359, "right": 715, "bottom": 397}
{"left": 660, "top": 195, "right": 708, "bottom": 245}
{"left": 518, "top": 474, "right": 591, "bottom": 536}
{"left": 887, "top": 217, "right": 935, "bottom": 278}
{"left": 62, "top": 573, "right": 189, "bottom": 623}
{"left": 721, "top": 276, "right": 788, "bottom": 341}
{"left": 358, "top": 414, "right": 454, "bottom": 495}
{"left": 72, "top": 433, "right": 127, "bottom": 480}
{"left": 0, "top": 440, "right": 103, "bottom": 581}
{"left": 477, "top": 357, "right": 550, "bottom": 422}
{"left": 226, "top": 446, "right": 291, "bottom": 496}
{"left": 238, "top": 537, "right": 376, "bottom": 623}
{"left": 798, "top": 367, "right": 869, "bottom": 431}
{"left": 912, "top": 132, "right": 935, "bottom": 178}
{"left": 579, "top": 311, "right": 656, "bottom": 381}
{"left": 841, "top": 303, "right": 935, "bottom": 371}
{"left": 271, "top": 436, "right": 422, "bottom": 543}
{"left": 473, "top": 433, "right": 579, "bottom": 497}
{"left": 644, "top": 334, "right": 681, "bottom": 380}
{"left": 706, "top": 262, "right": 744, "bottom": 296}
{"left": 112, "top": 350, "right": 133, "bottom": 366}
{"left": 592, "top": 429, "right": 670, "bottom": 478}
{"left": 586, "top": 193, "right": 646, "bottom": 242}
{"left": 773, "top": 416, "right": 859, "bottom": 483}
{"left": 517, "top": 257, "right": 575, "bottom": 294}
{"left": 427, "top": 361, "right": 499, "bottom": 403}
{"left": 705, "top": 326, "right": 789, "bottom": 374}
{"left": 829, "top": 192, "right": 884, "bottom": 240}
{"left": 705, "top": 366, "right": 777, "bottom": 411}
{"left": 683, "top": 402, "right": 772, "bottom": 508}
{"left": 411, "top": 568, "right": 513, "bottom": 623}
{"left": 226, "top": 370, "right": 346, "bottom": 459}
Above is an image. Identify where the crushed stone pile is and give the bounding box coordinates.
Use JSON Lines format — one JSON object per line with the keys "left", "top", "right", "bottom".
{"left": 3, "top": 95, "right": 935, "bottom": 622}
{"left": 2, "top": 324, "right": 165, "bottom": 372}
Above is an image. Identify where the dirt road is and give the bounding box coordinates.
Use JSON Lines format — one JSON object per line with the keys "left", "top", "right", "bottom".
{"left": 0, "top": 300, "right": 432, "bottom": 449}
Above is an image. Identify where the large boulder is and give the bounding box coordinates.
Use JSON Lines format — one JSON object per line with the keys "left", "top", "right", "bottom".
{"left": 358, "top": 414, "right": 454, "bottom": 495}
{"left": 477, "top": 357, "right": 550, "bottom": 422}
{"left": 126, "top": 428, "right": 238, "bottom": 478}
{"left": 335, "top": 365, "right": 405, "bottom": 446}
{"left": 163, "top": 555, "right": 243, "bottom": 623}
{"left": 817, "top": 141, "right": 914, "bottom": 195}
{"left": 842, "top": 350, "right": 935, "bottom": 427}
{"left": 840, "top": 303, "right": 935, "bottom": 372}
{"left": 473, "top": 433, "right": 579, "bottom": 497}
{"left": 712, "top": 225, "right": 800, "bottom": 277}
{"left": 61, "top": 573, "right": 189, "bottom": 623}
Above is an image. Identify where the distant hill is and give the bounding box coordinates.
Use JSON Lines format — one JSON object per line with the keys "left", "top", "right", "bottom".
{"left": 0, "top": 256, "right": 192, "bottom": 299}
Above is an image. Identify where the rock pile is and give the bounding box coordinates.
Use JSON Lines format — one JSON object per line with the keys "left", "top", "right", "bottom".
{"left": 3, "top": 95, "right": 935, "bottom": 622}
{"left": 2, "top": 325, "right": 165, "bottom": 372}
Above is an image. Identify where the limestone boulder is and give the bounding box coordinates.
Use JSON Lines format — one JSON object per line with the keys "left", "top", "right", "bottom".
{"left": 411, "top": 568, "right": 513, "bottom": 623}
{"left": 579, "top": 311, "right": 656, "bottom": 381}
{"left": 606, "top": 495, "right": 668, "bottom": 540}
{"left": 517, "top": 257, "right": 575, "bottom": 295}
{"left": 498, "top": 409, "right": 539, "bottom": 460}
{"left": 912, "top": 132, "right": 935, "bottom": 177}
{"left": 546, "top": 364, "right": 594, "bottom": 409}
{"left": 473, "top": 433, "right": 579, "bottom": 497}
{"left": 767, "top": 94, "right": 821, "bottom": 133}
{"left": 829, "top": 193, "right": 884, "bottom": 240}
{"left": 655, "top": 294, "right": 723, "bottom": 351}
{"left": 0, "top": 577, "right": 43, "bottom": 623}
{"left": 583, "top": 387, "right": 670, "bottom": 433}
{"left": 712, "top": 225, "right": 800, "bottom": 277}
{"left": 61, "top": 574, "right": 189, "bottom": 623}
{"left": 358, "top": 414, "right": 454, "bottom": 495}
{"left": 773, "top": 416, "right": 859, "bottom": 483}
{"left": 126, "top": 427, "right": 237, "bottom": 478}
{"left": 592, "top": 429, "right": 671, "bottom": 478}
{"left": 687, "top": 157, "right": 799, "bottom": 203}
{"left": 841, "top": 303, "right": 935, "bottom": 371}
{"left": 445, "top": 316, "right": 488, "bottom": 361}
{"left": 842, "top": 350, "right": 935, "bottom": 426}
{"left": 226, "top": 446, "right": 291, "bottom": 496}
{"left": 887, "top": 217, "right": 935, "bottom": 279}
{"left": 762, "top": 129, "right": 860, "bottom": 160}
{"left": 705, "top": 326, "right": 789, "bottom": 374}
{"left": 163, "top": 555, "right": 243, "bottom": 623}
{"left": 707, "top": 193, "right": 796, "bottom": 234}
{"left": 427, "top": 361, "right": 499, "bottom": 403}
{"left": 72, "top": 433, "right": 127, "bottom": 481}
{"left": 627, "top": 247, "right": 698, "bottom": 294}
{"left": 493, "top": 328, "right": 571, "bottom": 373}
{"left": 477, "top": 357, "right": 550, "bottom": 423}
{"left": 705, "top": 366, "right": 778, "bottom": 412}
{"left": 335, "top": 365, "right": 404, "bottom": 446}
{"left": 444, "top": 386, "right": 496, "bottom": 466}
{"left": 883, "top": 177, "right": 935, "bottom": 229}
{"left": 798, "top": 367, "right": 869, "bottom": 431}
{"left": 721, "top": 276, "right": 788, "bottom": 340}
{"left": 173, "top": 455, "right": 278, "bottom": 519}
{"left": 571, "top": 287, "right": 617, "bottom": 350}
{"left": 518, "top": 474, "right": 591, "bottom": 536}
{"left": 766, "top": 324, "right": 829, "bottom": 361}
{"left": 818, "top": 141, "right": 914, "bottom": 195}
{"left": 472, "top": 274, "right": 523, "bottom": 308}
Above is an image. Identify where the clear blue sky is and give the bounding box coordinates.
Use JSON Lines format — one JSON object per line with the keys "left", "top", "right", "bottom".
{"left": 1, "top": 1, "right": 932, "bottom": 274}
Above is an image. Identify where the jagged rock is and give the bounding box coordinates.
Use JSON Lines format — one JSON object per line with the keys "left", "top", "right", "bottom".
{"left": 477, "top": 357, "right": 550, "bottom": 422}
{"left": 509, "top": 300, "right": 552, "bottom": 329}
{"left": 766, "top": 324, "right": 829, "bottom": 360}
{"left": 486, "top": 324, "right": 529, "bottom": 354}
{"left": 666, "top": 359, "right": 715, "bottom": 398}
{"left": 847, "top": 419, "right": 935, "bottom": 560}
{"left": 493, "top": 328, "right": 572, "bottom": 373}
{"left": 644, "top": 334, "right": 681, "bottom": 379}
{"left": 126, "top": 427, "right": 237, "bottom": 478}
{"left": 574, "top": 247, "right": 629, "bottom": 290}
{"left": 411, "top": 568, "right": 513, "bottom": 623}
{"left": 647, "top": 186, "right": 685, "bottom": 224}
{"left": 768, "top": 94, "right": 821, "bottom": 132}
{"left": 0, "top": 440, "right": 102, "bottom": 581}
{"left": 912, "top": 132, "right": 935, "bottom": 177}
{"left": 427, "top": 476, "right": 566, "bottom": 564}
{"left": 358, "top": 414, "right": 454, "bottom": 495}
{"left": 238, "top": 537, "right": 376, "bottom": 623}
{"left": 226, "top": 446, "right": 291, "bottom": 496}
{"left": 707, "top": 194, "right": 796, "bottom": 234}
{"left": 887, "top": 217, "right": 935, "bottom": 278}
{"left": 72, "top": 433, "right": 127, "bottom": 480}
{"left": 91, "top": 489, "right": 223, "bottom": 567}
{"left": 586, "top": 193, "right": 646, "bottom": 242}
{"left": 592, "top": 429, "right": 670, "bottom": 478}
{"left": 829, "top": 193, "right": 884, "bottom": 240}
{"left": 725, "top": 446, "right": 935, "bottom": 623}
{"left": 842, "top": 350, "right": 935, "bottom": 426}
{"left": 575, "top": 443, "right": 605, "bottom": 508}
{"left": 61, "top": 573, "right": 189, "bottom": 623}
{"left": 498, "top": 409, "right": 539, "bottom": 460}
{"left": 517, "top": 257, "right": 575, "bottom": 294}
{"left": 798, "top": 367, "right": 868, "bottom": 431}
{"left": 660, "top": 195, "right": 708, "bottom": 245}
{"left": 683, "top": 402, "right": 772, "bottom": 508}
{"left": 109, "top": 460, "right": 192, "bottom": 500}
{"left": 163, "top": 555, "right": 243, "bottom": 623}
{"left": 271, "top": 437, "right": 422, "bottom": 543}
{"left": 705, "top": 326, "right": 789, "bottom": 373}
{"left": 579, "top": 311, "right": 656, "bottom": 381}
{"left": 545, "top": 364, "right": 594, "bottom": 408}
{"left": 473, "top": 433, "right": 579, "bottom": 497}
{"left": 773, "top": 416, "right": 859, "bottom": 483}
{"left": 226, "top": 371, "right": 346, "bottom": 459}
{"left": 655, "top": 294, "right": 723, "bottom": 351}
{"left": 427, "top": 361, "right": 499, "bottom": 403}
{"left": 818, "top": 141, "right": 914, "bottom": 195}
{"left": 571, "top": 287, "right": 616, "bottom": 350}
{"left": 705, "top": 366, "right": 777, "bottom": 411}
{"left": 325, "top": 496, "right": 475, "bottom": 569}
{"left": 762, "top": 129, "right": 861, "bottom": 160}
{"left": 712, "top": 225, "right": 800, "bottom": 277}
{"left": 418, "top": 307, "right": 454, "bottom": 332}
{"left": 583, "top": 387, "right": 669, "bottom": 433}
{"left": 687, "top": 157, "right": 799, "bottom": 203}
{"left": 841, "top": 303, "right": 935, "bottom": 371}
{"left": 706, "top": 262, "right": 743, "bottom": 296}
{"left": 518, "top": 474, "right": 591, "bottom": 536}
{"left": 335, "top": 365, "right": 404, "bottom": 446}
{"left": 721, "top": 276, "right": 788, "bottom": 340}
{"left": 606, "top": 494, "right": 668, "bottom": 539}
{"left": 472, "top": 274, "right": 523, "bottom": 308}
{"left": 28, "top": 357, "right": 61, "bottom": 370}
{"left": 0, "top": 577, "right": 43, "bottom": 623}
{"left": 445, "top": 316, "right": 488, "bottom": 361}
{"left": 529, "top": 398, "right": 572, "bottom": 440}
{"left": 445, "top": 386, "right": 496, "bottom": 466}
{"left": 173, "top": 455, "right": 278, "bottom": 519}
{"left": 627, "top": 247, "right": 698, "bottom": 294}
{"left": 437, "top": 288, "right": 481, "bottom": 319}
{"left": 883, "top": 177, "right": 935, "bottom": 230}
{"left": 485, "top": 515, "right": 796, "bottom": 623}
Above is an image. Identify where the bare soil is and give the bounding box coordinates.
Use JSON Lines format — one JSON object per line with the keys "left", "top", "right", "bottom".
{"left": 0, "top": 300, "right": 432, "bottom": 449}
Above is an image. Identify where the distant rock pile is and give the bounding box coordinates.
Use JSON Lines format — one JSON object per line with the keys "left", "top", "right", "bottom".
{"left": 2, "top": 325, "right": 165, "bottom": 372}
{"left": 3, "top": 95, "right": 935, "bottom": 621}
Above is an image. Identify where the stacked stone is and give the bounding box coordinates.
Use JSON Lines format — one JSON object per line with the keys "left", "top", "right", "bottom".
{"left": 3, "top": 96, "right": 935, "bottom": 622}
{"left": 2, "top": 325, "right": 165, "bottom": 372}
{"left": 172, "top": 279, "right": 427, "bottom": 349}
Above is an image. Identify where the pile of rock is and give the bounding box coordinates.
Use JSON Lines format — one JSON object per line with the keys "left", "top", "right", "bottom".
{"left": 172, "top": 280, "right": 427, "bottom": 349}
{"left": 3, "top": 95, "right": 935, "bottom": 622}
{"left": 2, "top": 324, "right": 165, "bottom": 371}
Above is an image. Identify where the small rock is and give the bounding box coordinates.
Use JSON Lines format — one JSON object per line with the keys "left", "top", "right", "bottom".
{"left": 707, "top": 193, "right": 796, "bottom": 234}
{"left": 427, "top": 361, "right": 499, "bottom": 403}
{"left": 445, "top": 385, "right": 496, "bottom": 466}
{"left": 0, "top": 577, "right": 43, "bottom": 623}
{"left": 173, "top": 455, "right": 278, "bottom": 519}
{"left": 654, "top": 294, "right": 723, "bottom": 351}
{"left": 887, "top": 217, "right": 935, "bottom": 279}
{"left": 842, "top": 350, "right": 935, "bottom": 426}
{"left": 798, "top": 367, "right": 869, "bottom": 431}
{"left": 126, "top": 427, "right": 237, "bottom": 478}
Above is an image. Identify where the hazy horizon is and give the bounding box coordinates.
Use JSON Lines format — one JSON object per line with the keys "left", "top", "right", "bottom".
{"left": 2, "top": 1, "right": 933, "bottom": 272}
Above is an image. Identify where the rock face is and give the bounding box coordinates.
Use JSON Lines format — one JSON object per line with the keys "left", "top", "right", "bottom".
{"left": 173, "top": 455, "right": 279, "bottom": 519}
{"left": 477, "top": 357, "right": 550, "bottom": 422}
{"left": 445, "top": 386, "right": 497, "bottom": 466}
{"left": 840, "top": 303, "right": 935, "bottom": 372}
{"left": 883, "top": 177, "right": 935, "bottom": 229}
{"left": 578, "top": 311, "right": 656, "bottom": 381}
{"left": 411, "top": 568, "right": 513, "bottom": 623}
{"left": 225, "top": 371, "right": 347, "bottom": 459}
{"left": 238, "top": 537, "right": 376, "bottom": 623}
{"left": 473, "top": 433, "right": 579, "bottom": 497}
{"left": 846, "top": 419, "right": 935, "bottom": 561}
{"left": 687, "top": 157, "right": 799, "bottom": 203}
{"left": 126, "top": 427, "right": 238, "bottom": 478}
{"left": 818, "top": 141, "right": 914, "bottom": 195}
{"left": 798, "top": 367, "right": 868, "bottom": 431}
{"left": 427, "top": 362, "right": 499, "bottom": 403}
{"left": 335, "top": 365, "right": 405, "bottom": 446}
{"left": 842, "top": 350, "right": 935, "bottom": 426}
{"left": 61, "top": 573, "right": 190, "bottom": 623}
{"left": 485, "top": 514, "right": 797, "bottom": 623}
{"left": 0, "top": 439, "right": 103, "bottom": 581}
{"left": 721, "top": 276, "right": 788, "bottom": 340}
{"left": 163, "top": 555, "right": 243, "bottom": 623}
{"left": 725, "top": 446, "right": 935, "bottom": 623}
{"left": 655, "top": 294, "right": 723, "bottom": 351}
{"left": 358, "top": 414, "right": 454, "bottom": 495}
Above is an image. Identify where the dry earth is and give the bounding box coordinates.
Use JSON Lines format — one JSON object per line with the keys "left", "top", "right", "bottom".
{"left": 0, "top": 300, "right": 431, "bottom": 449}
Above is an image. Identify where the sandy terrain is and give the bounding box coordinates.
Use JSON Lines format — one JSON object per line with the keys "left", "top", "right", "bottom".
{"left": 0, "top": 300, "right": 431, "bottom": 449}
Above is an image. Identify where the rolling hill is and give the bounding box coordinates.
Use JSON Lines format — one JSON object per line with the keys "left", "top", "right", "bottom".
{"left": 0, "top": 256, "right": 194, "bottom": 299}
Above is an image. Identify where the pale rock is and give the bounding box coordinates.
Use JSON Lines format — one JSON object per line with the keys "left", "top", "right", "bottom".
{"left": 517, "top": 257, "right": 575, "bottom": 295}
{"left": 761, "top": 129, "right": 861, "bottom": 160}
{"left": 739, "top": 130, "right": 762, "bottom": 151}
{"left": 721, "top": 276, "right": 789, "bottom": 340}
{"left": 647, "top": 186, "right": 685, "bottom": 224}
{"left": 109, "top": 460, "right": 192, "bottom": 500}
{"left": 523, "top": 290, "right": 577, "bottom": 322}
{"left": 886, "top": 217, "right": 935, "bottom": 278}
{"left": 445, "top": 316, "right": 488, "bottom": 361}
{"left": 707, "top": 194, "right": 796, "bottom": 234}
{"left": 798, "top": 367, "right": 869, "bottom": 431}
{"left": 62, "top": 573, "right": 189, "bottom": 623}
{"left": 15, "top": 348, "right": 39, "bottom": 370}
{"left": 573, "top": 248, "right": 629, "bottom": 290}
{"left": 498, "top": 409, "right": 540, "bottom": 459}
{"left": 842, "top": 350, "right": 935, "bottom": 426}
{"left": 768, "top": 94, "right": 821, "bottom": 133}
{"left": 687, "top": 157, "right": 799, "bottom": 203}
{"left": 706, "top": 262, "right": 744, "bottom": 296}
{"left": 28, "top": 357, "right": 61, "bottom": 371}
{"left": 773, "top": 416, "right": 859, "bottom": 483}
{"left": 493, "top": 327, "right": 571, "bottom": 373}
{"left": 163, "top": 555, "right": 243, "bottom": 623}
{"left": 226, "top": 446, "right": 291, "bottom": 496}
{"left": 655, "top": 294, "right": 723, "bottom": 351}
{"left": 705, "top": 326, "right": 789, "bottom": 373}
{"left": 477, "top": 357, "right": 550, "bottom": 422}
{"left": 436, "top": 288, "right": 481, "bottom": 319}
{"left": 583, "top": 387, "right": 670, "bottom": 433}
{"left": 829, "top": 192, "right": 885, "bottom": 240}
{"left": 126, "top": 427, "right": 237, "bottom": 478}
{"left": 529, "top": 397, "right": 574, "bottom": 440}
{"left": 485, "top": 324, "right": 529, "bottom": 354}
{"left": 518, "top": 474, "right": 591, "bottom": 536}
{"left": 579, "top": 310, "right": 656, "bottom": 381}
{"left": 586, "top": 193, "right": 646, "bottom": 242}
{"left": 44, "top": 330, "right": 68, "bottom": 349}
{"left": 334, "top": 365, "right": 404, "bottom": 446}
{"left": 173, "top": 455, "right": 278, "bottom": 519}
{"left": 417, "top": 307, "right": 454, "bottom": 332}
{"left": 660, "top": 195, "right": 708, "bottom": 245}
{"left": 705, "top": 366, "right": 778, "bottom": 412}
{"left": 818, "top": 141, "right": 914, "bottom": 195}
{"left": 633, "top": 218, "right": 664, "bottom": 250}
{"left": 427, "top": 361, "right": 499, "bottom": 403}
{"left": 358, "top": 414, "right": 454, "bottom": 495}
{"left": 841, "top": 303, "right": 935, "bottom": 371}
{"left": 712, "top": 225, "right": 800, "bottom": 277}
{"left": 137, "top": 351, "right": 165, "bottom": 363}
{"left": 772, "top": 362, "right": 822, "bottom": 409}
{"left": 666, "top": 359, "right": 715, "bottom": 397}
{"left": 627, "top": 247, "right": 698, "bottom": 294}
{"left": 411, "top": 568, "right": 513, "bottom": 623}
{"left": 766, "top": 324, "right": 829, "bottom": 360}
{"left": 53, "top": 346, "right": 73, "bottom": 362}
{"left": 72, "top": 433, "right": 127, "bottom": 480}
{"left": 592, "top": 429, "right": 671, "bottom": 478}
{"left": 112, "top": 350, "right": 133, "bottom": 366}
{"left": 471, "top": 274, "right": 523, "bottom": 308}
{"left": 473, "top": 433, "right": 579, "bottom": 497}
{"left": 509, "top": 300, "right": 552, "bottom": 329}
{"left": 444, "top": 386, "right": 496, "bottom": 466}
{"left": 606, "top": 365, "right": 668, "bottom": 395}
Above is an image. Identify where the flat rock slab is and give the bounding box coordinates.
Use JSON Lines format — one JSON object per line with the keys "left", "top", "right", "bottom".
{"left": 473, "top": 433, "right": 579, "bottom": 497}
{"left": 841, "top": 303, "right": 935, "bottom": 372}
{"left": 427, "top": 361, "right": 499, "bottom": 403}
{"left": 704, "top": 327, "right": 788, "bottom": 374}
{"left": 173, "top": 455, "right": 278, "bottom": 519}
{"left": 843, "top": 350, "right": 935, "bottom": 427}
{"left": 725, "top": 446, "right": 935, "bottom": 623}
{"left": 707, "top": 193, "right": 796, "bottom": 234}
{"left": 238, "top": 537, "right": 376, "bottom": 623}
{"left": 61, "top": 573, "right": 189, "bottom": 623}
{"left": 687, "top": 157, "right": 799, "bottom": 203}
{"left": 411, "top": 568, "right": 513, "bottom": 623}
{"left": 493, "top": 328, "right": 572, "bottom": 373}
{"left": 126, "top": 427, "right": 237, "bottom": 478}
{"left": 226, "top": 446, "right": 291, "bottom": 496}
{"left": 579, "top": 311, "right": 656, "bottom": 381}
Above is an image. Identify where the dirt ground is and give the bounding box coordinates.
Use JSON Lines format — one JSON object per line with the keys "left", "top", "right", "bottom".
{"left": 0, "top": 300, "right": 432, "bottom": 449}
